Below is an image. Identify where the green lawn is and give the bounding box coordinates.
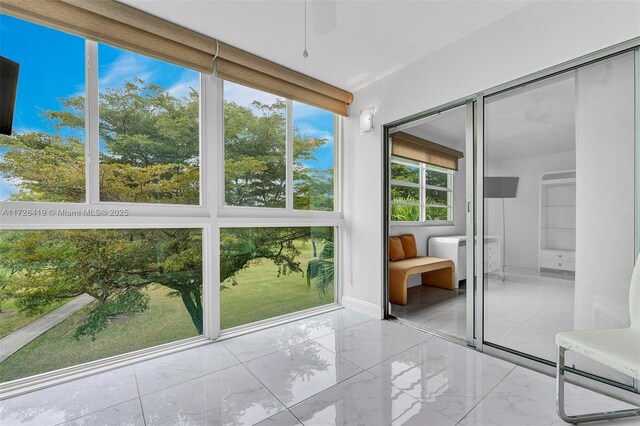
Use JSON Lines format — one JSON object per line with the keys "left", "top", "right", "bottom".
{"left": 0, "top": 298, "right": 70, "bottom": 339}
{"left": 0, "top": 286, "right": 199, "bottom": 383}
{"left": 220, "top": 243, "right": 334, "bottom": 329}
{"left": 0, "top": 247, "right": 333, "bottom": 382}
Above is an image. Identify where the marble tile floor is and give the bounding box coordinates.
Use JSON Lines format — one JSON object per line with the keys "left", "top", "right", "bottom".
{"left": 392, "top": 270, "right": 633, "bottom": 386}
{"left": 1, "top": 308, "right": 638, "bottom": 426}
{"left": 391, "top": 271, "right": 577, "bottom": 359}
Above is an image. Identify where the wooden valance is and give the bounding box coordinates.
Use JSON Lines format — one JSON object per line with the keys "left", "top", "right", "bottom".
{"left": 0, "top": 0, "right": 353, "bottom": 115}
{"left": 391, "top": 131, "right": 464, "bottom": 171}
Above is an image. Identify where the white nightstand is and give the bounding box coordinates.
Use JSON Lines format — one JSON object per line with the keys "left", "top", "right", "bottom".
{"left": 428, "top": 235, "right": 502, "bottom": 287}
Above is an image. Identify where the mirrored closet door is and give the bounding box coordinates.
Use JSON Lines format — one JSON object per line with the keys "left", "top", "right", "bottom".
{"left": 481, "top": 51, "right": 636, "bottom": 387}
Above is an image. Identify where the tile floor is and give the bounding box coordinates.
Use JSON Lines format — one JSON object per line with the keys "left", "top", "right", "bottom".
{"left": 391, "top": 270, "right": 632, "bottom": 386}
{"left": 1, "top": 308, "right": 638, "bottom": 425}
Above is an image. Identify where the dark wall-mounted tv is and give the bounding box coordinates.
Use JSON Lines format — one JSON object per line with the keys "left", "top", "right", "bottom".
{"left": 1, "top": 56, "right": 20, "bottom": 136}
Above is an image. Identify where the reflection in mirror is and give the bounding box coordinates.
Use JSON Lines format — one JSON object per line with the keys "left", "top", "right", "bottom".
{"left": 387, "top": 104, "right": 467, "bottom": 341}
{"left": 483, "top": 51, "right": 635, "bottom": 386}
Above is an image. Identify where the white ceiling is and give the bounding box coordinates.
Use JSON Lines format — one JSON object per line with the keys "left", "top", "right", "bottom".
{"left": 119, "top": 0, "right": 533, "bottom": 92}
{"left": 485, "top": 72, "right": 576, "bottom": 161}
{"left": 402, "top": 71, "right": 576, "bottom": 160}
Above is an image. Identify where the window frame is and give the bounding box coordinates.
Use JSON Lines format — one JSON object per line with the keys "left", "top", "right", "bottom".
{"left": 218, "top": 224, "right": 340, "bottom": 334}
{"left": 219, "top": 82, "right": 342, "bottom": 218}
{"left": 0, "top": 24, "right": 343, "bottom": 397}
{"left": 0, "top": 40, "right": 208, "bottom": 212}
{"left": 390, "top": 156, "right": 454, "bottom": 225}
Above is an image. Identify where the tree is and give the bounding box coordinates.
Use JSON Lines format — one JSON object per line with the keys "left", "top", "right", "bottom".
{"left": 0, "top": 229, "right": 202, "bottom": 336}
{"left": 0, "top": 78, "right": 334, "bottom": 339}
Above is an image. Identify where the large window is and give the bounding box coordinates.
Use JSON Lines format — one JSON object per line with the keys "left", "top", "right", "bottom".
{"left": 223, "top": 82, "right": 337, "bottom": 211}
{"left": 220, "top": 227, "right": 335, "bottom": 330}
{"left": 223, "top": 83, "right": 286, "bottom": 208}
{"left": 292, "top": 101, "right": 336, "bottom": 211}
{"left": 0, "top": 15, "right": 341, "bottom": 389}
{"left": 390, "top": 156, "right": 453, "bottom": 222}
{"left": 221, "top": 82, "right": 339, "bottom": 330}
{"left": 0, "top": 19, "right": 201, "bottom": 207}
{"left": 0, "top": 16, "right": 207, "bottom": 387}
{"left": 0, "top": 228, "right": 203, "bottom": 382}
{"left": 97, "top": 44, "right": 200, "bottom": 204}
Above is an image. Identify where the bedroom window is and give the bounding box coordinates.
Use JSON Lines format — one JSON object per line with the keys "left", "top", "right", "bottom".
{"left": 390, "top": 156, "right": 453, "bottom": 223}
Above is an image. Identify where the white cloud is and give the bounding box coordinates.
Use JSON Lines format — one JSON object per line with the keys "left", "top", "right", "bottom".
{"left": 224, "top": 81, "right": 281, "bottom": 111}
{"left": 167, "top": 71, "right": 199, "bottom": 99}
{"left": 296, "top": 124, "right": 334, "bottom": 142}
{"left": 98, "top": 51, "right": 153, "bottom": 90}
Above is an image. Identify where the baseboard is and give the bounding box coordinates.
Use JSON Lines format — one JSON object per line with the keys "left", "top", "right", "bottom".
{"left": 341, "top": 296, "right": 382, "bottom": 319}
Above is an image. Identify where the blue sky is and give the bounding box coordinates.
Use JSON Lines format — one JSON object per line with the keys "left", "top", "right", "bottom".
{"left": 0, "top": 15, "right": 334, "bottom": 200}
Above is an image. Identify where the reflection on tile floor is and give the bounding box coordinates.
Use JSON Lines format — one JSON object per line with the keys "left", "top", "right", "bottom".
{"left": 1, "top": 308, "right": 638, "bottom": 425}
{"left": 391, "top": 270, "right": 632, "bottom": 385}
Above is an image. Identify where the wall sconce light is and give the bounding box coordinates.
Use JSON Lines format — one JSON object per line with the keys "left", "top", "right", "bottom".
{"left": 360, "top": 106, "right": 375, "bottom": 135}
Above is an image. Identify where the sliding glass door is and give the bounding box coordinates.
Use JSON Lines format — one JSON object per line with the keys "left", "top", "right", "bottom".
{"left": 386, "top": 104, "right": 473, "bottom": 344}
{"left": 481, "top": 51, "right": 637, "bottom": 387}
{"left": 385, "top": 46, "right": 638, "bottom": 394}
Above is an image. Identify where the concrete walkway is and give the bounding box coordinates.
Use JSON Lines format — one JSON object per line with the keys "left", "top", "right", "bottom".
{"left": 0, "top": 293, "right": 95, "bottom": 363}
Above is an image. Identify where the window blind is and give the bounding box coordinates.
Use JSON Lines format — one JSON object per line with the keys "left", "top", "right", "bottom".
{"left": 0, "top": 0, "right": 353, "bottom": 115}
{"left": 391, "top": 131, "right": 464, "bottom": 171}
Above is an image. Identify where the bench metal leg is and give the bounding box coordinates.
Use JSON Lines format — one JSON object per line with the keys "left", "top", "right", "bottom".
{"left": 556, "top": 346, "right": 640, "bottom": 424}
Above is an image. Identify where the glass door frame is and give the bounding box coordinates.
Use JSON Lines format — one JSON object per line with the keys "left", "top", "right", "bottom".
{"left": 383, "top": 36, "right": 640, "bottom": 399}
{"left": 383, "top": 100, "right": 476, "bottom": 347}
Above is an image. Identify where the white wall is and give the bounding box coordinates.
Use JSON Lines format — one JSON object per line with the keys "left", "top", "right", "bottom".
{"left": 574, "top": 52, "right": 636, "bottom": 330}
{"left": 486, "top": 151, "right": 576, "bottom": 271}
{"left": 571, "top": 50, "right": 635, "bottom": 385}
{"left": 342, "top": 1, "right": 640, "bottom": 318}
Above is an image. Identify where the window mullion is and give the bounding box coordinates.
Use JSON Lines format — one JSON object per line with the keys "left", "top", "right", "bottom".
{"left": 448, "top": 173, "right": 454, "bottom": 221}
{"left": 420, "top": 164, "right": 425, "bottom": 222}
{"left": 285, "top": 99, "right": 294, "bottom": 210}
{"left": 85, "top": 40, "right": 100, "bottom": 204}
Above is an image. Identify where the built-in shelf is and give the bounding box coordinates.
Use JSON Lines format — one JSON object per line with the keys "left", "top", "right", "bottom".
{"left": 539, "top": 170, "right": 576, "bottom": 273}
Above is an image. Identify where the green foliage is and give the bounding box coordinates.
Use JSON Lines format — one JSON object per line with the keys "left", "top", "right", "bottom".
{"left": 224, "top": 98, "right": 334, "bottom": 210}
{"left": 74, "top": 291, "right": 149, "bottom": 340}
{"left": 0, "top": 78, "right": 335, "bottom": 341}
{"left": 391, "top": 185, "right": 419, "bottom": 203}
{"left": 391, "top": 198, "right": 421, "bottom": 221}
{"left": 307, "top": 241, "right": 334, "bottom": 296}
{"left": 390, "top": 161, "right": 419, "bottom": 184}
{"left": 224, "top": 99, "right": 287, "bottom": 207}
{"left": 426, "top": 206, "right": 449, "bottom": 221}
{"left": 425, "top": 169, "right": 449, "bottom": 188}
{"left": 220, "top": 227, "right": 320, "bottom": 288}
{"left": 0, "top": 132, "right": 85, "bottom": 202}
{"left": 0, "top": 229, "right": 204, "bottom": 336}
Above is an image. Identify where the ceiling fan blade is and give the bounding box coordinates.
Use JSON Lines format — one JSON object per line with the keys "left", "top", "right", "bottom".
{"left": 312, "top": 0, "right": 336, "bottom": 35}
